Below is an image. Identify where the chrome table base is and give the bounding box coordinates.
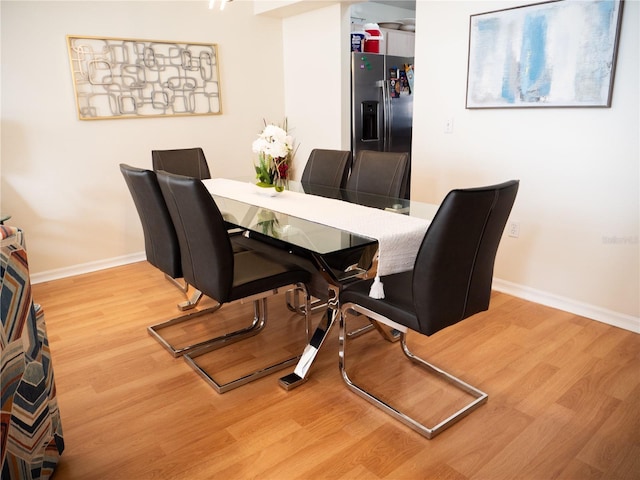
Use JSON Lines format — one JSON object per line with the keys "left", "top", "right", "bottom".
{"left": 278, "top": 284, "right": 340, "bottom": 390}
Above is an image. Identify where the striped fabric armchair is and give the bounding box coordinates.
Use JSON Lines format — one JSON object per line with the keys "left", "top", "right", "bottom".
{"left": 1, "top": 226, "right": 64, "bottom": 479}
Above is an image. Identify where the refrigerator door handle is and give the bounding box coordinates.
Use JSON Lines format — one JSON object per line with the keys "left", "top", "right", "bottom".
{"left": 381, "top": 79, "right": 391, "bottom": 151}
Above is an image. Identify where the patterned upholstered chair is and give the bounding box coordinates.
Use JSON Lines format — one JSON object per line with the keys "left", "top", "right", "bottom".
{"left": 1, "top": 226, "right": 64, "bottom": 479}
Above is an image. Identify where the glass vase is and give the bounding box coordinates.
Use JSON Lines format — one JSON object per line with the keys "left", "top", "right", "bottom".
{"left": 274, "top": 176, "right": 287, "bottom": 192}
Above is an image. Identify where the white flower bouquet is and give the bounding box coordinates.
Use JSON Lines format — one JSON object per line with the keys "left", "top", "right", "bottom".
{"left": 252, "top": 120, "right": 294, "bottom": 191}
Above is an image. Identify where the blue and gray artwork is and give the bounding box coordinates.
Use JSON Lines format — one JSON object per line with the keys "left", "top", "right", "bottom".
{"left": 467, "top": 0, "right": 620, "bottom": 107}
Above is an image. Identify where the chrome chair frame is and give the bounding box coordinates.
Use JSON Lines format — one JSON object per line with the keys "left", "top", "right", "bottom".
{"left": 340, "top": 302, "right": 488, "bottom": 439}
{"left": 164, "top": 273, "right": 189, "bottom": 294}
{"left": 183, "top": 283, "right": 310, "bottom": 393}
{"left": 149, "top": 282, "right": 310, "bottom": 393}
{"left": 285, "top": 288, "right": 325, "bottom": 315}
{"left": 148, "top": 283, "right": 309, "bottom": 357}
{"left": 148, "top": 295, "right": 255, "bottom": 358}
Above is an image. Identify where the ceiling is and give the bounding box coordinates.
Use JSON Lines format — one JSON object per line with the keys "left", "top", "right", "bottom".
{"left": 369, "top": 0, "right": 416, "bottom": 12}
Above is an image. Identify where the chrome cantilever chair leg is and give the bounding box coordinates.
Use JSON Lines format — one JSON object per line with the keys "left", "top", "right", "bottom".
{"left": 178, "top": 288, "right": 203, "bottom": 311}
{"left": 162, "top": 274, "right": 203, "bottom": 312}
{"left": 344, "top": 309, "right": 401, "bottom": 341}
{"left": 184, "top": 283, "right": 311, "bottom": 394}
{"left": 340, "top": 302, "right": 488, "bottom": 439}
{"left": 148, "top": 292, "right": 268, "bottom": 358}
{"left": 285, "top": 287, "right": 326, "bottom": 315}
{"left": 345, "top": 321, "right": 376, "bottom": 338}
{"left": 164, "top": 274, "right": 189, "bottom": 293}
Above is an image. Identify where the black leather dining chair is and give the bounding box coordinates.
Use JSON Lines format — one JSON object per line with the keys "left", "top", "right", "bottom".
{"left": 120, "top": 164, "right": 188, "bottom": 295}
{"left": 154, "top": 171, "right": 312, "bottom": 392}
{"left": 152, "top": 147, "right": 211, "bottom": 179}
{"left": 301, "top": 149, "right": 352, "bottom": 189}
{"left": 339, "top": 180, "right": 519, "bottom": 438}
{"left": 345, "top": 150, "right": 410, "bottom": 199}
{"left": 336, "top": 150, "right": 410, "bottom": 283}
{"left": 121, "top": 163, "right": 237, "bottom": 311}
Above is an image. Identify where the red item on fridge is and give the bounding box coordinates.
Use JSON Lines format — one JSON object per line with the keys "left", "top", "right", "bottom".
{"left": 363, "top": 23, "right": 382, "bottom": 53}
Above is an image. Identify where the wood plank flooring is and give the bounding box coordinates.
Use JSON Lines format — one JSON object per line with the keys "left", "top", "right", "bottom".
{"left": 31, "top": 261, "right": 640, "bottom": 479}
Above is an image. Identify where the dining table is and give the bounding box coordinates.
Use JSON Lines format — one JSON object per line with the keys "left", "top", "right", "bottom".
{"left": 202, "top": 177, "right": 439, "bottom": 390}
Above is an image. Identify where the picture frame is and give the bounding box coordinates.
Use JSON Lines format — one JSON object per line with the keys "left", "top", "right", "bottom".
{"left": 465, "top": 0, "right": 624, "bottom": 109}
{"left": 66, "top": 35, "right": 222, "bottom": 120}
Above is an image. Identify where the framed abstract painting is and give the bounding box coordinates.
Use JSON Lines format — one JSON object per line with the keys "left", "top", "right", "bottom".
{"left": 466, "top": 0, "right": 624, "bottom": 108}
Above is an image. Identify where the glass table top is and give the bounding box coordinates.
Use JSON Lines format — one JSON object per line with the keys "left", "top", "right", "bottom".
{"left": 209, "top": 178, "right": 439, "bottom": 258}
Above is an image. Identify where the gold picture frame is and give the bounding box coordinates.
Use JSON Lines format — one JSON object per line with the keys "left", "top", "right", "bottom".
{"left": 66, "top": 35, "right": 222, "bottom": 120}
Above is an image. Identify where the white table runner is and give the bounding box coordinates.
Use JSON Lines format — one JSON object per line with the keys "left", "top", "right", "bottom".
{"left": 204, "top": 178, "right": 431, "bottom": 298}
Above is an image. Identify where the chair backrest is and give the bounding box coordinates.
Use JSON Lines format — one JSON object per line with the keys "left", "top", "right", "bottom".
{"left": 412, "top": 180, "right": 519, "bottom": 336}
{"left": 345, "top": 150, "right": 409, "bottom": 198}
{"left": 119, "top": 164, "right": 182, "bottom": 279}
{"left": 152, "top": 147, "right": 211, "bottom": 179}
{"left": 301, "top": 149, "right": 352, "bottom": 189}
{"left": 156, "top": 171, "right": 234, "bottom": 302}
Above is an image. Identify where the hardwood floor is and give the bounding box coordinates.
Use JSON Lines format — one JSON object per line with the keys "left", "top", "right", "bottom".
{"left": 32, "top": 261, "right": 639, "bottom": 479}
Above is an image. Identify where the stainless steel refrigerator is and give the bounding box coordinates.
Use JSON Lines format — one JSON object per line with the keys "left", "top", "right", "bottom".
{"left": 351, "top": 52, "right": 414, "bottom": 166}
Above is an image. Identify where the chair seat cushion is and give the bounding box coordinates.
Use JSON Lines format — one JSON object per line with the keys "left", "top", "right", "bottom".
{"left": 230, "top": 251, "right": 311, "bottom": 301}
{"left": 340, "top": 270, "right": 421, "bottom": 333}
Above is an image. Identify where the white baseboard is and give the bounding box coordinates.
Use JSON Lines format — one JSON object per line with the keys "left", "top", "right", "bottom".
{"left": 492, "top": 278, "right": 640, "bottom": 334}
{"left": 30, "top": 255, "right": 639, "bottom": 334}
{"left": 30, "top": 252, "right": 146, "bottom": 285}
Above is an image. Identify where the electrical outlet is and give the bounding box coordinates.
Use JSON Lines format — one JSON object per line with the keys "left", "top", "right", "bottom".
{"left": 508, "top": 221, "right": 520, "bottom": 238}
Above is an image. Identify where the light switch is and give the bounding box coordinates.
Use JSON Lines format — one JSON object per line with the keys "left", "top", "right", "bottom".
{"left": 445, "top": 117, "right": 454, "bottom": 134}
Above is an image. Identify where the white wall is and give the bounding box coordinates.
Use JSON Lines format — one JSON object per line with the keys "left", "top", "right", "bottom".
{"left": 1, "top": 1, "right": 286, "bottom": 277}
{"left": 281, "top": 2, "right": 350, "bottom": 179}
{"left": 412, "top": 1, "right": 639, "bottom": 328}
